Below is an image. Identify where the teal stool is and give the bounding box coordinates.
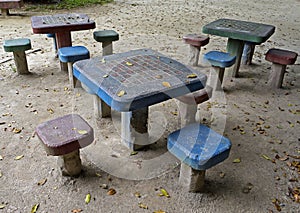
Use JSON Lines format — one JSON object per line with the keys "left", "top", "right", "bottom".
{"left": 3, "top": 38, "right": 32, "bottom": 74}
{"left": 204, "top": 51, "right": 236, "bottom": 90}
{"left": 58, "top": 46, "right": 90, "bottom": 88}
{"left": 93, "top": 30, "right": 119, "bottom": 56}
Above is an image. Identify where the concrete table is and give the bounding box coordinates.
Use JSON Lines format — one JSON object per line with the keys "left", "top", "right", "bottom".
{"left": 202, "top": 18, "right": 275, "bottom": 77}
{"left": 73, "top": 49, "right": 207, "bottom": 150}
{"left": 31, "top": 13, "right": 95, "bottom": 71}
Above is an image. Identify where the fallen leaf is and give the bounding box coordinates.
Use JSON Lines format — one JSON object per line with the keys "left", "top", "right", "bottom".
{"left": 78, "top": 130, "right": 88, "bottom": 135}
{"left": 162, "top": 81, "right": 171, "bottom": 88}
{"left": 126, "top": 61, "right": 133, "bottom": 66}
{"left": 103, "top": 74, "right": 109, "bottom": 78}
{"left": 101, "top": 58, "right": 106, "bottom": 63}
{"left": 100, "top": 184, "right": 108, "bottom": 189}
{"left": 107, "top": 188, "right": 116, "bottom": 195}
{"left": 71, "top": 209, "right": 83, "bottom": 213}
{"left": 233, "top": 158, "right": 241, "bottom": 163}
{"left": 134, "top": 192, "right": 141, "bottom": 198}
{"left": 138, "top": 203, "right": 148, "bottom": 209}
{"left": 0, "top": 204, "right": 5, "bottom": 209}
{"left": 171, "top": 111, "right": 178, "bottom": 116}
{"left": 271, "top": 198, "right": 282, "bottom": 211}
{"left": 31, "top": 204, "right": 39, "bottom": 213}
{"left": 262, "top": 154, "right": 271, "bottom": 161}
{"left": 153, "top": 210, "right": 166, "bottom": 213}
{"left": 219, "top": 172, "right": 225, "bottom": 178}
{"left": 47, "top": 108, "right": 54, "bottom": 114}
{"left": 0, "top": 171, "right": 2, "bottom": 178}
{"left": 12, "top": 128, "right": 22, "bottom": 134}
{"left": 155, "top": 75, "right": 163, "bottom": 79}
{"left": 130, "top": 151, "right": 138, "bottom": 156}
{"left": 76, "top": 93, "right": 81, "bottom": 97}
{"left": 15, "top": 155, "right": 24, "bottom": 160}
{"left": 85, "top": 193, "right": 91, "bottom": 204}
{"left": 117, "top": 90, "right": 126, "bottom": 97}
{"left": 187, "top": 74, "right": 197, "bottom": 78}
{"left": 95, "top": 173, "right": 102, "bottom": 177}
{"left": 0, "top": 155, "right": 3, "bottom": 160}
{"left": 37, "top": 178, "right": 47, "bottom": 186}
{"left": 159, "top": 188, "right": 170, "bottom": 198}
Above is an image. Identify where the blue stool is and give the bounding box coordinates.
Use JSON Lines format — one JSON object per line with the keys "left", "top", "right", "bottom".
{"left": 46, "top": 33, "right": 57, "bottom": 58}
{"left": 167, "top": 123, "right": 231, "bottom": 192}
{"left": 3, "top": 38, "right": 32, "bottom": 74}
{"left": 204, "top": 51, "right": 236, "bottom": 90}
{"left": 58, "top": 46, "right": 90, "bottom": 88}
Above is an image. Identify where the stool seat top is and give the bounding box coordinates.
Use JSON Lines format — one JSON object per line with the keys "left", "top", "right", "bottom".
{"left": 58, "top": 46, "right": 90, "bottom": 63}
{"left": 265, "top": 48, "right": 298, "bottom": 65}
{"left": 36, "top": 114, "right": 94, "bottom": 156}
{"left": 183, "top": 34, "right": 209, "bottom": 47}
{"left": 93, "top": 30, "right": 119, "bottom": 42}
{"left": 167, "top": 123, "right": 231, "bottom": 170}
{"left": 204, "top": 51, "right": 236, "bottom": 68}
{"left": 3, "top": 38, "right": 31, "bottom": 52}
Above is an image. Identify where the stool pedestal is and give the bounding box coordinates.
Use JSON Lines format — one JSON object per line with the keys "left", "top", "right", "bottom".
{"left": 179, "top": 163, "right": 206, "bottom": 192}
{"left": 13, "top": 51, "right": 29, "bottom": 74}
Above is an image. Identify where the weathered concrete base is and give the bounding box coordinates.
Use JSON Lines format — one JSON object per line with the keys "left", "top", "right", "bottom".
{"left": 226, "top": 38, "right": 244, "bottom": 77}
{"left": 188, "top": 45, "right": 201, "bottom": 66}
{"left": 13, "top": 51, "right": 29, "bottom": 74}
{"left": 241, "top": 43, "right": 255, "bottom": 65}
{"left": 208, "top": 66, "right": 225, "bottom": 91}
{"left": 121, "top": 108, "right": 150, "bottom": 151}
{"left": 102, "top": 42, "right": 113, "bottom": 56}
{"left": 93, "top": 95, "right": 111, "bottom": 119}
{"left": 179, "top": 163, "right": 206, "bottom": 192}
{"left": 268, "top": 63, "right": 286, "bottom": 89}
{"left": 67, "top": 62, "right": 77, "bottom": 89}
{"left": 58, "top": 150, "right": 82, "bottom": 177}
{"left": 178, "top": 102, "right": 197, "bottom": 127}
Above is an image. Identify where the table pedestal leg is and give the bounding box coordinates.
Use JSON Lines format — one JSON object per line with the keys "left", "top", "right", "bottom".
{"left": 93, "top": 95, "right": 111, "bottom": 119}
{"left": 56, "top": 32, "right": 72, "bottom": 71}
{"left": 226, "top": 38, "right": 245, "bottom": 77}
{"left": 121, "top": 107, "right": 149, "bottom": 151}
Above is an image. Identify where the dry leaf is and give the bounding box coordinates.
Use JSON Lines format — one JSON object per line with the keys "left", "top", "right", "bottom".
{"left": 31, "top": 204, "right": 39, "bottom": 213}
{"left": 85, "top": 193, "right": 91, "bottom": 204}
{"left": 233, "top": 158, "right": 241, "bottom": 163}
{"left": 187, "top": 74, "right": 197, "bottom": 78}
{"left": 126, "top": 61, "right": 133, "bottom": 66}
{"left": 154, "top": 210, "right": 166, "bottom": 213}
{"left": 12, "top": 128, "right": 22, "bottom": 134}
{"left": 162, "top": 81, "right": 171, "bottom": 88}
{"left": 0, "top": 155, "right": 3, "bottom": 160}
{"left": 78, "top": 130, "right": 88, "bottom": 135}
{"left": 171, "top": 111, "right": 178, "bottom": 116}
{"left": 155, "top": 75, "right": 163, "bottom": 79}
{"left": 71, "top": 209, "right": 83, "bottom": 213}
{"left": 117, "top": 90, "right": 126, "bottom": 97}
{"left": 95, "top": 173, "right": 102, "bottom": 177}
{"left": 101, "top": 58, "right": 106, "bottom": 63}
{"left": 0, "top": 204, "right": 5, "bottom": 209}
{"left": 37, "top": 178, "right": 47, "bottom": 186}
{"left": 130, "top": 151, "right": 138, "bottom": 156}
{"left": 138, "top": 203, "right": 148, "bottom": 209}
{"left": 262, "top": 154, "right": 271, "bottom": 161}
{"left": 100, "top": 184, "right": 108, "bottom": 189}
{"left": 134, "top": 192, "right": 141, "bottom": 198}
{"left": 15, "top": 155, "right": 24, "bottom": 160}
{"left": 103, "top": 74, "right": 109, "bottom": 78}
{"left": 0, "top": 171, "right": 2, "bottom": 178}
{"left": 159, "top": 188, "right": 170, "bottom": 198}
{"left": 107, "top": 188, "right": 116, "bottom": 195}
{"left": 47, "top": 108, "right": 54, "bottom": 114}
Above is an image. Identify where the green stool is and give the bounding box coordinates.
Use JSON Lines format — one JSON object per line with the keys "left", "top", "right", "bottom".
{"left": 93, "top": 30, "right": 119, "bottom": 56}
{"left": 3, "top": 38, "right": 32, "bottom": 74}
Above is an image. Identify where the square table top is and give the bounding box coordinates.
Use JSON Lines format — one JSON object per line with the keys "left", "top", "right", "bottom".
{"left": 202, "top": 18, "right": 275, "bottom": 44}
{"left": 31, "top": 13, "right": 95, "bottom": 34}
{"left": 73, "top": 49, "right": 207, "bottom": 112}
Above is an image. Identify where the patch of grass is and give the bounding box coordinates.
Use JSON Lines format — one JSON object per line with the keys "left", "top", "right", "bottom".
{"left": 25, "top": 0, "right": 113, "bottom": 12}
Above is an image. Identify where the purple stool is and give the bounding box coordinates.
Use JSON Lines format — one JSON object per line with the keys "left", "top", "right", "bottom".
{"left": 36, "top": 114, "right": 94, "bottom": 177}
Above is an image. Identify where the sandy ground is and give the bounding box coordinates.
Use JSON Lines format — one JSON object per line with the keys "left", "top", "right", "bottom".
{"left": 0, "top": 0, "right": 300, "bottom": 212}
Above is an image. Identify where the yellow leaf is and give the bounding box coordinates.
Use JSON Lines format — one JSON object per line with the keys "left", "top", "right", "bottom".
{"left": 78, "top": 130, "right": 88, "bottom": 135}
{"left": 155, "top": 75, "right": 163, "bottom": 79}
{"left": 134, "top": 192, "right": 141, "bottom": 198}
{"left": 262, "top": 154, "right": 271, "bottom": 160}
{"left": 107, "top": 188, "right": 116, "bottom": 195}
{"left": 187, "top": 74, "right": 197, "bottom": 78}
{"left": 0, "top": 155, "right": 3, "bottom": 160}
{"left": 154, "top": 210, "right": 166, "bottom": 213}
{"left": 103, "top": 74, "right": 109, "bottom": 78}
{"left": 126, "top": 61, "right": 133, "bottom": 66}
{"left": 31, "top": 204, "right": 39, "bottom": 213}
{"left": 160, "top": 188, "right": 170, "bottom": 198}
{"left": 117, "top": 90, "right": 126, "bottom": 97}
{"left": 0, "top": 171, "right": 2, "bottom": 178}
{"left": 13, "top": 128, "right": 22, "bottom": 134}
{"left": 47, "top": 108, "right": 54, "bottom": 114}
{"left": 138, "top": 203, "right": 148, "bottom": 209}
{"left": 37, "top": 178, "right": 47, "bottom": 186}
{"left": 162, "top": 81, "right": 171, "bottom": 88}
{"left": 76, "top": 93, "right": 81, "bottom": 97}
{"left": 171, "top": 111, "right": 178, "bottom": 116}
{"left": 95, "top": 172, "right": 102, "bottom": 177}
{"left": 101, "top": 58, "right": 106, "bottom": 63}
{"left": 130, "top": 151, "right": 138, "bottom": 156}
{"left": 15, "top": 155, "right": 24, "bottom": 160}
{"left": 0, "top": 204, "right": 6, "bottom": 209}
{"left": 233, "top": 158, "right": 241, "bottom": 163}
{"left": 85, "top": 193, "right": 91, "bottom": 204}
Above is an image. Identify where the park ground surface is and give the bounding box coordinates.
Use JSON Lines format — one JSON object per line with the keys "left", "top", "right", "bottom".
{"left": 0, "top": 0, "right": 300, "bottom": 212}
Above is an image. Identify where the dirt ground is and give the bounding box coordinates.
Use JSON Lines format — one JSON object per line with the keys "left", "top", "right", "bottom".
{"left": 0, "top": 0, "right": 300, "bottom": 212}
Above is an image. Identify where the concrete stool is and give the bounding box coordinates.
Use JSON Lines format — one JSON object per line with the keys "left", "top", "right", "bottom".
{"left": 0, "top": 0, "right": 24, "bottom": 16}
{"left": 176, "top": 86, "right": 213, "bottom": 127}
{"left": 58, "top": 46, "right": 90, "bottom": 88}
{"left": 3, "top": 38, "right": 31, "bottom": 74}
{"left": 92, "top": 30, "right": 119, "bottom": 118}
{"left": 46, "top": 33, "right": 58, "bottom": 58}
{"left": 204, "top": 51, "right": 236, "bottom": 90}
{"left": 35, "top": 114, "right": 94, "bottom": 177}
{"left": 93, "top": 30, "right": 119, "bottom": 56}
{"left": 167, "top": 123, "right": 231, "bottom": 192}
{"left": 183, "top": 34, "right": 209, "bottom": 66}
{"left": 265, "top": 48, "right": 298, "bottom": 89}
